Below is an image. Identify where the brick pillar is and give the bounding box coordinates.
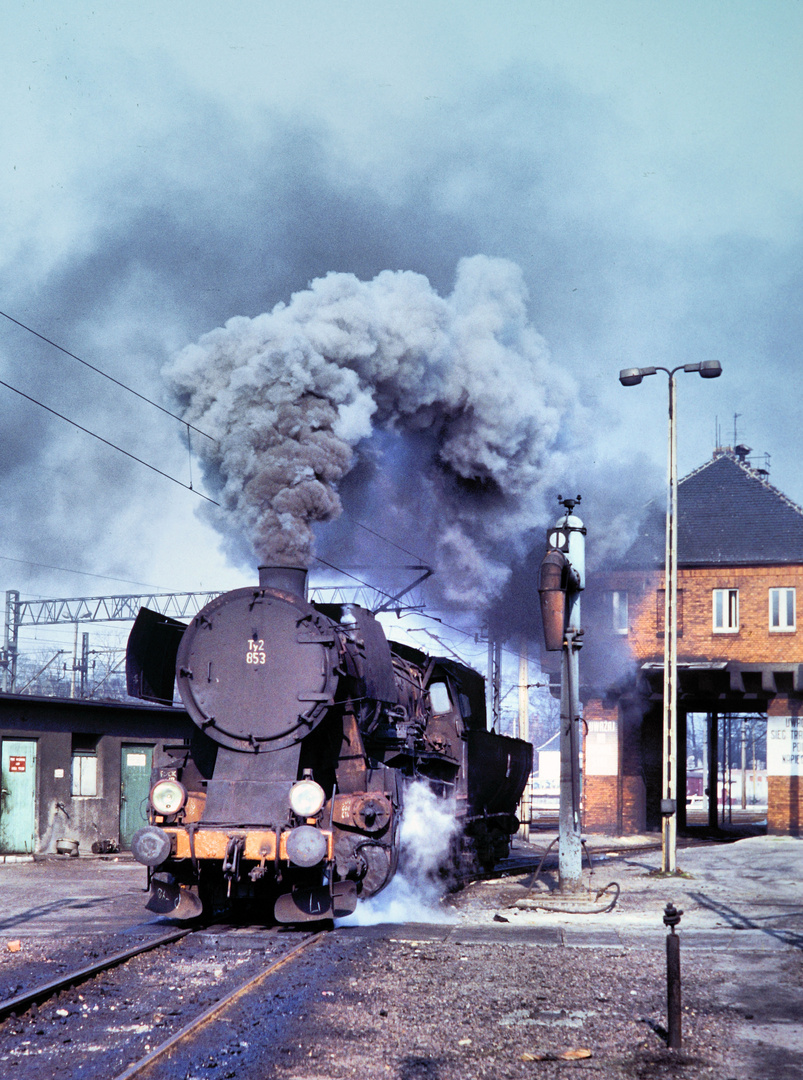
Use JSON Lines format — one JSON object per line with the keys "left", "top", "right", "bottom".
{"left": 583, "top": 693, "right": 649, "bottom": 836}
{"left": 620, "top": 693, "right": 647, "bottom": 834}
{"left": 767, "top": 696, "right": 803, "bottom": 836}
{"left": 583, "top": 699, "right": 619, "bottom": 834}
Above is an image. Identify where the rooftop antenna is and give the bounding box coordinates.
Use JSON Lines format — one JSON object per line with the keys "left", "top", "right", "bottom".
{"left": 733, "top": 413, "right": 741, "bottom": 446}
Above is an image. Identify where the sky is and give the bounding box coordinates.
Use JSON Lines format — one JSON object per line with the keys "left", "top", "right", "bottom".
{"left": 1, "top": 0, "right": 801, "bottom": 673}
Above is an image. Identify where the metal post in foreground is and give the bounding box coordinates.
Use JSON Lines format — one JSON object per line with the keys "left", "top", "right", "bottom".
{"left": 663, "top": 901, "right": 683, "bottom": 1049}
{"left": 559, "top": 626, "right": 583, "bottom": 889}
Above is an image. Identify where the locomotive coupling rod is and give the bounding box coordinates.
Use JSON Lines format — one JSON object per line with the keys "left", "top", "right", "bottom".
{"left": 663, "top": 901, "right": 683, "bottom": 1049}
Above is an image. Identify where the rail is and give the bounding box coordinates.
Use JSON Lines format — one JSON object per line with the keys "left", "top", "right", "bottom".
{"left": 111, "top": 930, "right": 327, "bottom": 1080}
{"left": 0, "top": 926, "right": 193, "bottom": 1022}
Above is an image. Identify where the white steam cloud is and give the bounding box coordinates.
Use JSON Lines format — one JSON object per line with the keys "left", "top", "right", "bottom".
{"left": 338, "top": 781, "right": 461, "bottom": 926}
{"left": 166, "top": 255, "right": 578, "bottom": 607}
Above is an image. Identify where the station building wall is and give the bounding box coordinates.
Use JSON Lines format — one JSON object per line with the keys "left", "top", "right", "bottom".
{"left": 0, "top": 695, "right": 193, "bottom": 856}
{"left": 581, "top": 563, "right": 803, "bottom": 836}
{"left": 614, "top": 564, "right": 803, "bottom": 667}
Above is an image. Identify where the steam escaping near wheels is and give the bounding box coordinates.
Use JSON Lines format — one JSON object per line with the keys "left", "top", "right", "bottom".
{"left": 337, "top": 781, "right": 461, "bottom": 926}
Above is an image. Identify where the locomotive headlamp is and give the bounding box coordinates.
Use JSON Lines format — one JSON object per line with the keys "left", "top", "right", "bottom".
{"left": 131, "top": 825, "right": 172, "bottom": 867}
{"left": 150, "top": 779, "right": 187, "bottom": 816}
{"left": 289, "top": 778, "right": 326, "bottom": 818}
{"left": 286, "top": 825, "right": 328, "bottom": 868}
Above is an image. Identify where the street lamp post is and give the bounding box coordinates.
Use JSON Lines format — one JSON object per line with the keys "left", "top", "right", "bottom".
{"left": 619, "top": 360, "right": 722, "bottom": 873}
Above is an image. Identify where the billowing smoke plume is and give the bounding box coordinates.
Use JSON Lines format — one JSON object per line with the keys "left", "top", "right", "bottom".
{"left": 166, "top": 255, "right": 578, "bottom": 607}
{"left": 338, "top": 781, "right": 460, "bottom": 926}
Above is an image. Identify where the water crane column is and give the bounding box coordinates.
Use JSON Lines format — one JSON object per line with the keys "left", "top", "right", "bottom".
{"left": 538, "top": 496, "right": 586, "bottom": 891}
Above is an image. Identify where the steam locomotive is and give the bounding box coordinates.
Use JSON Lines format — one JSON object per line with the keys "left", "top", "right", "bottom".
{"left": 126, "top": 566, "right": 531, "bottom": 923}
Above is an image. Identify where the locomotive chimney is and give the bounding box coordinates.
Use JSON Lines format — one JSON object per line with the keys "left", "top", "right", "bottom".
{"left": 257, "top": 565, "right": 309, "bottom": 598}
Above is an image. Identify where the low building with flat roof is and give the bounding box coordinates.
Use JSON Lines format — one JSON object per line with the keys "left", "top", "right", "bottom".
{"left": 0, "top": 693, "right": 192, "bottom": 856}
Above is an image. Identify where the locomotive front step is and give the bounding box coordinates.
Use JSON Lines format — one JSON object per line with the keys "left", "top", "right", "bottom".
{"left": 273, "top": 881, "right": 358, "bottom": 923}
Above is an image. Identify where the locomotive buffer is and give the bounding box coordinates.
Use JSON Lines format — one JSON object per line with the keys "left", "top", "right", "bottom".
{"left": 538, "top": 496, "right": 586, "bottom": 892}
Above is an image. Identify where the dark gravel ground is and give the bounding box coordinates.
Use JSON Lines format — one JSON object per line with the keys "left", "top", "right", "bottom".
{"left": 0, "top": 907, "right": 787, "bottom": 1080}
{"left": 255, "top": 933, "right": 747, "bottom": 1080}
{"left": 0, "top": 839, "right": 800, "bottom": 1079}
{"left": 0, "top": 927, "right": 298, "bottom": 1078}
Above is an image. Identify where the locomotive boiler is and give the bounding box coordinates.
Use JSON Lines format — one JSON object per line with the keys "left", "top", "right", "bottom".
{"left": 126, "top": 566, "right": 531, "bottom": 923}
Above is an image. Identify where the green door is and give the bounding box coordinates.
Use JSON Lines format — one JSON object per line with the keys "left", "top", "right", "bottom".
{"left": 120, "top": 745, "right": 153, "bottom": 849}
{"left": 0, "top": 740, "right": 37, "bottom": 853}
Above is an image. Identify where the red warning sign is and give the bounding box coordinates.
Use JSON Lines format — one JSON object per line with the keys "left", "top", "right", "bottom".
{"left": 8, "top": 757, "right": 26, "bottom": 772}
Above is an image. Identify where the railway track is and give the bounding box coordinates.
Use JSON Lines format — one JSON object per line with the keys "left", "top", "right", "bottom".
{"left": 0, "top": 922, "right": 329, "bottom": 1079}
{"left": 493, "top": 831, "right": 730, "bottom": 879}
{"left": 0, "top": 927, "right": 194, "bottom": 1024}
{"left": 112, "top": 930, "right": 326, "bottom": 1080}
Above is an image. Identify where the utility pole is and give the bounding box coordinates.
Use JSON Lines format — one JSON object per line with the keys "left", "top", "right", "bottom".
{"left": 70, "top": 621, "right": 79, "bottom": 699}
{"left": 538, "top": 495, "right": 586, "bottom": 891}
{"left": 740, "top": 717, "right": 747, "bottom": 810}
{"left": 708, "top": 711, "right": 718, "bottom": 831}
{"left": 486, "top": 636, "right": 502, "bottom": 732}
{"left": 2, "top": 590, "right": 20, "bottom": 692}
{"left": 518, "top": 637, "right": 530, "bottom": 839}
{"left": 79, "top": 632, "right": 90, "bottom": 698}
{"left": 494, "top": 640, "right": 502, "bottom": 731}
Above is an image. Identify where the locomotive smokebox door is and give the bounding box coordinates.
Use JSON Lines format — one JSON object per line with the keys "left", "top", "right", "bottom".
{"left": 175, "top": 582, "right": 338, "bottom": 752}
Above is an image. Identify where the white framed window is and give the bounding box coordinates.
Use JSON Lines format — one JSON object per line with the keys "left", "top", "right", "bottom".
{"left": 713, "top": 588, "right": 739, "bottom": 633}
{"left": 769, "top": 587, "right": 796, "bottom": 632}
{"left": 611, "top": 591, "right": 628, "bottom": 634}
{"left": 71, "top": 752, "right": 98, "bottom": 797}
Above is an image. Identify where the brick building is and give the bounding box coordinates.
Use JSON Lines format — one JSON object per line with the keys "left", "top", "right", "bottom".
{"left": 581, "top": 447, "right": 803, "bottom": 835}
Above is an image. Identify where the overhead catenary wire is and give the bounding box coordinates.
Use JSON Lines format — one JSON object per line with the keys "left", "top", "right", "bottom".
{"left": 312, "top": 555, "right": 539, "bottom": 669}
{"left": 0, "top": 376, "right": 219, "bottom": 506}
{"left": 0, "top": 309, "right": 216, "bottom": 443}
{"left": 343, "top": 513, "right": 428, "bottom": 563}
{"left": 0, "top": 553, "right": 172, "bottom": 591}
{"left": 334, "top": 518, "right": 538, "bottom": 664}
{"left": 312, "top": 557, "right": 412, "bottom": 609}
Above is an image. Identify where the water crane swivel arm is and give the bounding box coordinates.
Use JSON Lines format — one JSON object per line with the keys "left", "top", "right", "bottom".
{"left": 538, "top": 551, "right": 578, "bottom": 651}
